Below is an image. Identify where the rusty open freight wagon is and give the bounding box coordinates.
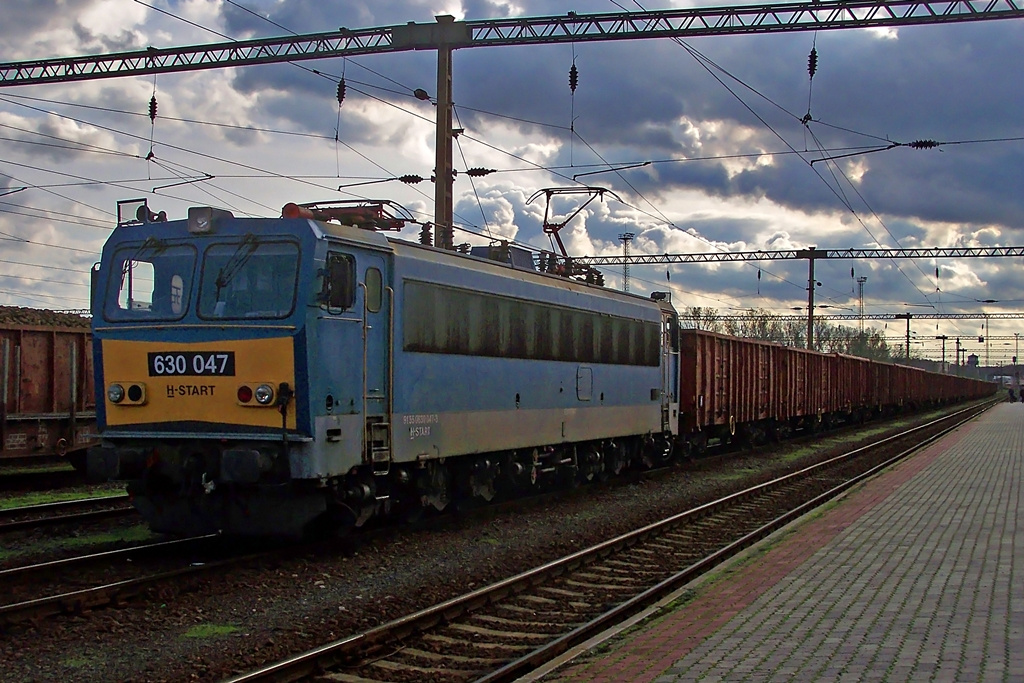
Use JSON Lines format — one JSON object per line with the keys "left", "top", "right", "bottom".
{"left": 0, "top": 309, "right": 96, "bottom": 468}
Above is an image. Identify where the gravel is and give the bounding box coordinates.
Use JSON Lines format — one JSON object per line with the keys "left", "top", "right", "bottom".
{"left": 0, "top": 409, "right": 959, "bottom": 682}
{"left": 0, "top": 306, "right": 90, "bottom": 328}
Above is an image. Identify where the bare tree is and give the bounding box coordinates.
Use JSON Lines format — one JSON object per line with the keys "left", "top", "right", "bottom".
{"left": 682, "top": 307, "right": 897, "bottom": 360}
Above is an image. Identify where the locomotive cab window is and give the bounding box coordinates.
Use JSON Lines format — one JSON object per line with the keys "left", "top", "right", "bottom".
{"left": 104, "top": 242, "right": 197, "bottom": 321}
{"left": 321, "top": 253, "right": 356, "bottom": 310}
{"left": 198, "top": 238, "right": 299, "bottom": 320}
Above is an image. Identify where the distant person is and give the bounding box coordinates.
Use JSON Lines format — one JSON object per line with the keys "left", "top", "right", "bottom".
{"left": 1010, "top": 388, "right": 1017, "bottom": 402}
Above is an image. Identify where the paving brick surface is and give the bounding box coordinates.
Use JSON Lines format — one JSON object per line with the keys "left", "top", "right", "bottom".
{"left": 547, "top": 404, "right": 1024, "bottom": 682}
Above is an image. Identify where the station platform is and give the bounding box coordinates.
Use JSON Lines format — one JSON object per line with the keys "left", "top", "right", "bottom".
{"left": 534, "top": 402, "right": 1024, "bottom": 683}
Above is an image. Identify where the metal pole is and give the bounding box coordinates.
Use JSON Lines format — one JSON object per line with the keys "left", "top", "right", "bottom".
{"left": 619, "top": 233, "right": 634, "bottom": 292}
{"left": 806, "top": 248, "right": 816, "bottom": 350}
{"left": 985, "top": 316, "right": 990, "bottom": 368}
{"left": 905, "top": 315, "right": 911, "bottom": 362}
{"left": 434, "top": 36, "right": 454, "bottom": 250}
{"left": 857, "top": 276, "right": 867, "bottom": 333}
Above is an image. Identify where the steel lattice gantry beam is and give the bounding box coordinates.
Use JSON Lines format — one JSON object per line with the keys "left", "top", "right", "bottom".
{"left": 1, "top": 0, "right": 1022, "bottom": 87}
{"left": 579, "top": 245, "right": 1024, "bottom": 349}
{"left": 2, "top": 1, "right": 1021, "bottom": 249}
{"left": 572, "top": 245, "right": 1024, "bottom": 267}
{"left": 2, "top": 1, "right": 1022, "bottom": 318}
{"left": 0, "top": 0, "right": 1022, "bottom": 86}
{"left": 712, "top": 312, "right": 1024, "bottom": 321}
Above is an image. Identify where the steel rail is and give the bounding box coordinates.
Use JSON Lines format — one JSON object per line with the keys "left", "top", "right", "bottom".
{"left": 0, "top": 533, "right": 216, "bottom": 581}
{"left": 477, "top": 400, "right": 993, "bottom": 682}
{"left": 0, "top": 533, "right": 247, "bottom": 626}
{"left": 223, "top": 398, "right": 993, "bottom": 683}
{"left": 0, "top": 493, "right": 127, "bottom": 517}
{"left": 0, "top": 494, "right": 131, "bottom": 532}
{"left": 0, "top": 505, "right": 133, "bottom": 533}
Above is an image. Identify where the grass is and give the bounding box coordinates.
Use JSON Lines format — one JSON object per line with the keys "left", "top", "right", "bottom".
{"left": 0, "top": 524, "right": 155, "bottom": 563}
{"left": 0, "top": 484, "right": 126, "bottom": 510}
{"left": 707, "top": 467, "right": 760, "bottom": 483}
{"left": 0, "top": 463, "right": 76, "bottom": 476}
{"left": 182, "top": 623, "right": 240, "bottom": 638}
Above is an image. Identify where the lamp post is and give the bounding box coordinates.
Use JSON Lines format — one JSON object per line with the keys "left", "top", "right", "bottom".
{"left": 1016, "top": 332, "right": 1020, "bottom": 390}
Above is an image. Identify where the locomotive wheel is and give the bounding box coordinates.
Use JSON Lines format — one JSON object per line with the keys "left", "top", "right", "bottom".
{"left": 500, "top": 449, "right": 538, "bottom": 496}
{"left": 416, "top": 461, "right": 451, "bottom": 512}
{"left": 601, "top": 440, "right": 629, "bottom": 480}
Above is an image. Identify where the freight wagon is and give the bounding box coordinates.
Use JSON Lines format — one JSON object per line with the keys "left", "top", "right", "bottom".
{"left": 86, "top": 199, "right": 995, "bottom": 537}
{"left": 0, "top": 307, "right": 97, "bottom": 469}
{"left": 677, "top": 328, "right": 995, "bottom": 452}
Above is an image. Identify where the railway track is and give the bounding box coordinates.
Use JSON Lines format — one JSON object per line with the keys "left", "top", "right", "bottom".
{"left": 0, "top": 494, "right": 133, "bottom": 533}
{"left": 0, "top": 533, "right": 251, "bottom": 626}
{"left": 224, "top": 399, "right": 994, "bottom": 683}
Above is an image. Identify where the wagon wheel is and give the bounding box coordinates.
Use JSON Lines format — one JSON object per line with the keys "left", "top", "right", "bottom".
{"left": 642, "top": 433, "right": 675, "bottom": 468}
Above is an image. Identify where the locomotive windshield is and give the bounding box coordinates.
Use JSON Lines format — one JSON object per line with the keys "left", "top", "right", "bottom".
{"left": 198, "top": 239, "right": 300, "bottom": 320}
{"left": 104, "top": 240, "right": 197, "bottom": 321}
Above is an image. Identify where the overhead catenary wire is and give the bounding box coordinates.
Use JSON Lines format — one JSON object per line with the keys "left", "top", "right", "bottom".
{"left": 4, "top": 0, "right": 1015, "bottom": 323}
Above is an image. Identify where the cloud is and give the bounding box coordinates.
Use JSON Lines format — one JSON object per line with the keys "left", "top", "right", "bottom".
{"left": 0, "top": 0, "right": 1022, "bottom": 349}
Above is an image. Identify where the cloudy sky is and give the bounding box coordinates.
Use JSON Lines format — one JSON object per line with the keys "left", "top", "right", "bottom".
{"left": 1, "top": 0, "right": 1023, "bottom": 362}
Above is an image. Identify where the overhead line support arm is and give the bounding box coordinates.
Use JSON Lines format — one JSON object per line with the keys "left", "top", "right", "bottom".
{"left": 2, "top": 0, "right": 1022, "bottom": 86}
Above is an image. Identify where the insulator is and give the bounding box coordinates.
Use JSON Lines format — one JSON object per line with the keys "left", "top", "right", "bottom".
{"left": 807, "top": 48, "right": 818, "bottom": 79}
{"left": 398, "top": 174, "right": 424, "bottom": 184}
{"left": 419, "top": 223, "right": 432, "bottom": 245}
{"left": 909, "top": 139, "right": 938, "bottom": 149}
{"left": 569, "top": 63, "right": 579, "bottom": 93}
{"left": 337, "top": 78, "right": 346, "bottom": 105}
{"left": 465, "top": 167, "right": 495, "bottom": 177}
{"left": 148, "top": 95, "right": 158, "bottom": 122}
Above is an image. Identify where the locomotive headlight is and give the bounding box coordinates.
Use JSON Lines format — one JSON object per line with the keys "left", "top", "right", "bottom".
{"left": 108, "top": 384, "right": 125, "bottom": 403}
{"left": 254, "top": 384, "right": 275, "bottom": 405}
{"left": 127, "top": 384, "right": 144, "bottom": 403}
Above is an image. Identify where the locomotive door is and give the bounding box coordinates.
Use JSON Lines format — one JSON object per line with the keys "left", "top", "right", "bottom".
{"left": 661, "top": 310, "right": 680, "bottom": 434}
{"left": 360, "top": 254, "right": 392, "bottom": 474}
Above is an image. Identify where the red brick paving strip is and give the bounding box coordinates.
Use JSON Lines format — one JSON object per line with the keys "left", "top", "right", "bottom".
{"left": 546, "top": 422, "right": 979, "bottom": 683}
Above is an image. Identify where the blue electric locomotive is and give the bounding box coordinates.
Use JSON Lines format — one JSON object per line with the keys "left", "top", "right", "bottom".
{"left": 88, "top": 199, "right": 680, "bottom": 535}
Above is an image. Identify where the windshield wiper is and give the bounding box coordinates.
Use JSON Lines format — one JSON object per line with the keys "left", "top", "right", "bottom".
{"left": 214, "top": 233, "right": 259, "bottom": 300}
{"left": 120, "top": 236, "right": 168, "bottom": 288}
